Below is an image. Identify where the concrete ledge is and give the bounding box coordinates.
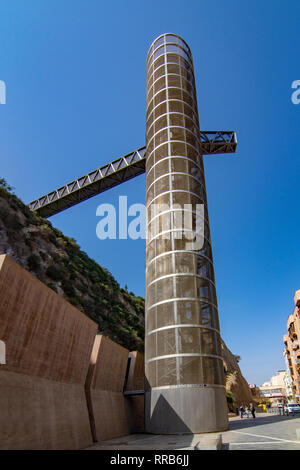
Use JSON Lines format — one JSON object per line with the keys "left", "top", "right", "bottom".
{"left": 194, "top": 434, "right": 223, "bottom": 450}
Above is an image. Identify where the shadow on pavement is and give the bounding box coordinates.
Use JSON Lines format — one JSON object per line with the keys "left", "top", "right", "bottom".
{"left": 228, "top": 413, "right": 300, "bottom": 431}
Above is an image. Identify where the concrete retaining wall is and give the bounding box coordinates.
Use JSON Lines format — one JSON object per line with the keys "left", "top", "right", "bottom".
{"left": 0, "top": 255, "right": 97, "bottom": 449}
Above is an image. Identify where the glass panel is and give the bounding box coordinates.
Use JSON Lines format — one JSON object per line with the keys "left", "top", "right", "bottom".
{"left": 153, "top": 45, "right": 165, "bottom": 61}
{"left": 169, "top": 127, "right": 185, "bottom": 141}
{"left": 174, "top": 252, "right": 196, "bottom": 274}
{"left": 153, "top": 158, "right": 170, "bottom": 178}
{"left": 146, "top": 151, "right": 154, "bottom": 171}
{"left": 201, "top": 329, "right": 217, "bottom": 355}
{"left": 154, "top": 115, "right": 167, "bottom": 133}
{"left": 186, "top": 130, "right": 198, "bottom": 148}
{"left": 171, "top": 142, "right": 187, "bottom": 156}
{"left": 157, "top": 358, "right": 177, "bottom": 386}
{"left": 154, "top": 36, "right": 165, "bottom": 49}
{"left": 168, "top": 88, "right": 182, "bottom": 100}
{"left": 156, "top": 301, "right": 176, "bottom": 328}
{"left": 170, "top": 157, "right": 188, "bottom": 172}
{"left": 147, "top": 125, "right": 154, "bottom": 142}
{"left": 179, "top": 356, "right": 203, "bottom": 385}
{"left": 166, "top": 53, "right": 180, "bottom": 65}
{"left": 145, "top": 333, "right": 156, "bottom": 360}
{"left": 154, "top": 143, "right": 169, "bottom": 163}
{"left": 153, "top": 175, "right": 170, "bottom": 199}
{"left": 154, "top": 89, "right": 166, "bottom": 107}
{"left": 182, "top": 90, "right": 193, "bottom": 107}
{"left": 202, "top": 357, "right": 224, "bottom": 385}
{"left": 166, "top": 34, "right": 179, "bottom": 44}
{"left": 176, "top": 275, "right": 196, "bottom": 298}
{"left": 155, "top": 128, "right": 168, "bottom": 147}
{"left": 167, "top": 74, "right": 181, "bottom": 88}
{"left": 169, "top": 113, "right": 184, "bottom": 127}
{"left": 145, "top": 360, "right": 156, "bottom": 387}
{"left": 154, "top": 65, "right": 165, "bottom": 81}
{"left": 165, "top": 44, "right": 182, "bottom": 55}
{"left": 154, "top": 76, "right": 166, "bottom": 94}
{"left": 155, "top": 236, "right": 172, "bottom": 257}
{"left": 169, "top": 100, "right": 183, "bottom": 113}
{"left": 172, "top": 191, "right": 191, "bottom": 207}
{"left": 167, "top": 64, "right": 180, "bottom": 75}
{"left": 153, "top": 55, "right": 165, "bottom": 68}
{"left": 171, "top": 173, "right": 189, "bottom": 191}
{"left": 154, "top": 102, "right": 167, "bottom": 120}
{"left": 146, "top": 306, "right": 156, "bottom": 332}
{"left": 155, "top": 253, "right": 174, "bottom": 277}
{"left": 157, "top": 329, "right": 176, "bottom": 356}
{"left": 178, "top": 327, "right": 201, "bottom": 354}
{"left": 177, "top": 300, "right": 200, "bottom": 324}
{"left": 181, "top": 77, "right": 193, "bottom": 94}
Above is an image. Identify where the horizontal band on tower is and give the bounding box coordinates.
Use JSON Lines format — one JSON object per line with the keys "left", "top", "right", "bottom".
{"left": 147, "top": 207, "right": 208, "bottom": 230}
{"left": 146, "top": 96, "right": 196, "bottom": 123}
{"left": 146, "top": 171, "right": 205, "bottom": 194}
{"left": 146, "top": 272, "right": 216, "bottom": 288}
{"left": 147, "top": 85, "right": 197, "bottom": 112}
{"left": 150, "top": 383, "right": 226, "bottom": 391}
{"left": 146, "top": 229, "right": 210, "bottom": 248}
{"left": 145, "top": 353, "right": 223, "bottom": 364}
{"left": 146, "top": 323, "right": 220, "bottom": 337}
{"left": 146, "top": 250, "right": 214, "bottom": 268}
{"left": 146, "top": 297, "right": 218, "bottom": 311}
{"left": 146, "top": 189, "right": 207, "bottom": 209}
{"left": 146, "top": 154, "right": 204, "bottom": 177}
{"left": 147, "top": 109, "right": 199, "bottom": 137}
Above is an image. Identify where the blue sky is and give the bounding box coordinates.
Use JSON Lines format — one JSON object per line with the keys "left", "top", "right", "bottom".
{"left": 0, "top": 0, "right": 299, "bottom": 385}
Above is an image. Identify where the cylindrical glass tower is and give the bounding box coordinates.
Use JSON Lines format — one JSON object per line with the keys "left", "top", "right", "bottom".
{"left": 145, "top": 33, "right": 228, "bottom": 433}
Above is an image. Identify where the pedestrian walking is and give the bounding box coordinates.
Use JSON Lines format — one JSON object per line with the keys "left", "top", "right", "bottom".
{"left": 250, "top": 403, "right": 256, "bottom": 418}
{"left": 239, "top": 405, "right": 244, "bottom": 418}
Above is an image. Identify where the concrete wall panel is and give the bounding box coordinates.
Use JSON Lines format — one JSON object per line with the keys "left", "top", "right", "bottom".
{"left": 0, "top": 255, "right": 98, "bottom": 449}
{"left": 86, "top": 335, "right": 130, "bottom": 441}
{"left": 0, "top": 371, "right": 92, "bottom": 450}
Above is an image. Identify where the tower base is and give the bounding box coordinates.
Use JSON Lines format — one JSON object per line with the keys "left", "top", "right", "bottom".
{"left": 145, "top": 386, "right": 228, "bottom": 434}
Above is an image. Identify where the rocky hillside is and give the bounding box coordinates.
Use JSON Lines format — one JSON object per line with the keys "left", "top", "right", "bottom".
{"left": 0, "top": 178, "right": 144, "bottom": 352}
{"left": 222, "top": 340, "right": 253, "bottom": 407}
{"left": 0, "top": 178, "right": 253, "bottom": 405}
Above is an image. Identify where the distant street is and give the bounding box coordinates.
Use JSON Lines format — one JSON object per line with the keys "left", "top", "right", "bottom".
{"left": 223, "top": 413, "right": 300, "bottom": 450}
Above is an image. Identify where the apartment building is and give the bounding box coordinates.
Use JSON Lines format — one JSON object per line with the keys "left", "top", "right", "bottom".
{"left": 283, "top": 289, "right": 300, "bottom": 403}
{"left": 258, "top": 371, "right": 286, "bottom": 405}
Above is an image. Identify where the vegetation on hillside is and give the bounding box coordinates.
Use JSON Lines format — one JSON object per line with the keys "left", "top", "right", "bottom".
{"left": 0, "top": 178, "right": 144, "bottom": 352}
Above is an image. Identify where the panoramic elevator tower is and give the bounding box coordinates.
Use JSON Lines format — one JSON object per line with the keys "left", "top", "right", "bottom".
{"left": 145, "top": 33, "right": 228, "bottom": 433}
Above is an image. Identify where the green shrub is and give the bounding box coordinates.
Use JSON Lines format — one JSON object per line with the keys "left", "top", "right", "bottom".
{"left": 46, "top": 265, "right": 65, "bottom": 281}
{"left": 27, "top": 254, "right": 41, "bottom": 271}
{"left": 61, "top": 278, "right": 75, "bottom": 297}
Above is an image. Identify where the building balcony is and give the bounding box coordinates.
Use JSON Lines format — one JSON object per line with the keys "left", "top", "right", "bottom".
{"left": 294, "top": 289, "right": 300, "bottom": 308}
{"left": 292, "top": 340, "right": 299, "bottom": 350}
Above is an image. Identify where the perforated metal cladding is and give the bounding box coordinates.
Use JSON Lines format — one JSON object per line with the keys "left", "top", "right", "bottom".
{"left": 145, "top": 34, "right": 224, "bottom": 389}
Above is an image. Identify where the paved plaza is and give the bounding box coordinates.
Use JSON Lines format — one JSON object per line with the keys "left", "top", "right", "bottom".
{"left": 86, "top": 413, "right": 300, "bottom": 450}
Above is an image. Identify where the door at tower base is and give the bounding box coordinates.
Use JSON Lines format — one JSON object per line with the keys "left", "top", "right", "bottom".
{"left": 145, "top": 387, "right": 228, "bottom": 434}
